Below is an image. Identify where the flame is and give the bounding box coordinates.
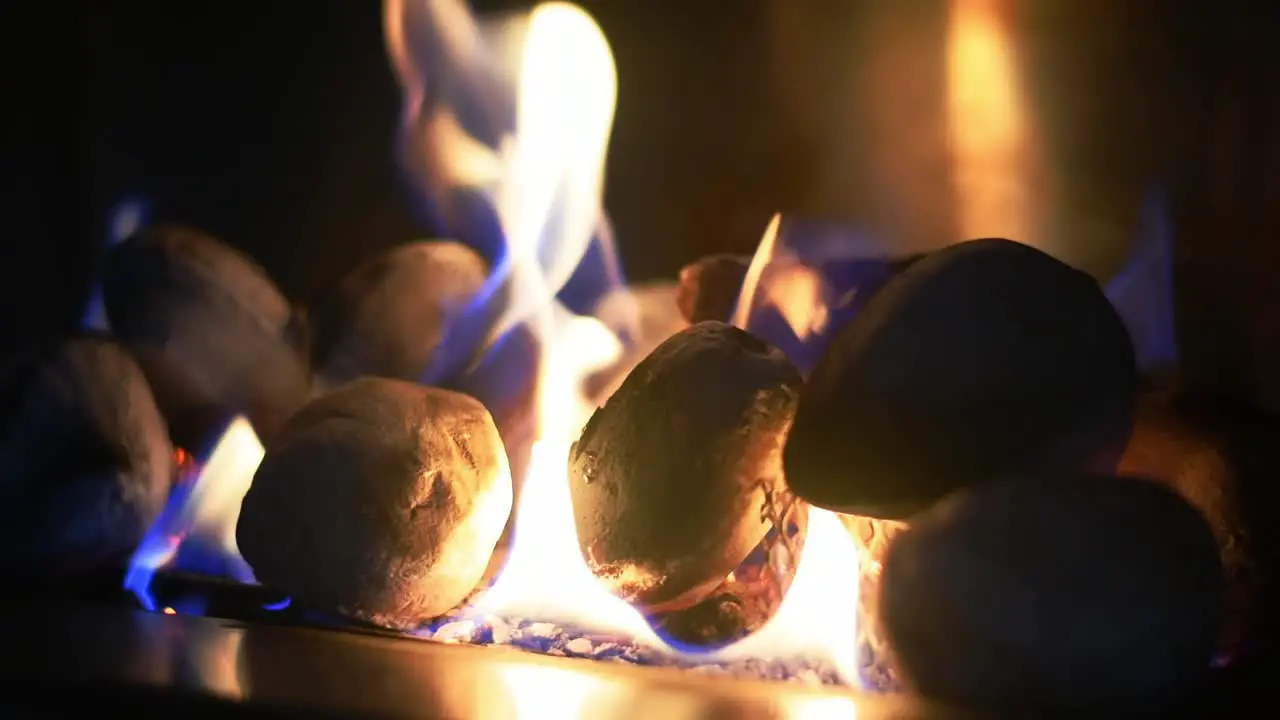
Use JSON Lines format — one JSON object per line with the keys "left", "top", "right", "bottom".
{"left": 125, "top": 0, "right": 868, "bottom": 691}
{"left": 414, "top": 0, "right": 863, "bottom": 685}
{"left": 126, "top": 417, "right": 264, "bottom": 610}
{"left": 82, "top": 198, "right": 150, "bottom": 332}
{"left": 709, "top": 509, "right": 859, "bottom": 680}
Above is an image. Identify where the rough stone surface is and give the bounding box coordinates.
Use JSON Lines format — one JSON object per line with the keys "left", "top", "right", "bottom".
{"left": 785, "top": 238, "right": 1138, "bottom": 519}
{"left": 1119, "top": 387, "right": 1280, "bottom": 662}
{"left": 0, "top": 335, "right": 173, "bottom": 574}
{"left": 310, "top": 240, "right": 489, "bottom": 388}
{"left": 675, "top": 254, "right": 752, "bottom": 324}
{"left": 309, "top": 241, "right": 539, "bottom": 495}
{"left": 568, "top": 321, "right": 802, "bottom": 612}
{"left": 882, "top": 474, "right": 1223, "bottom": 713}
{"left": 103, "top": 225, "right": 311, "bottom": 450}
{"left": 236, "top": 378, "right": 513, "bottom": 630}
{"left": 444, "top": 322, "right": 540, "bottom": 496}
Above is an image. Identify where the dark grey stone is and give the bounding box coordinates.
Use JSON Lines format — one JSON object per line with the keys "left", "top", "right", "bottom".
{"left": 568, "top": 321, "right": 802, "bottom": 612}
{"left": 882, "top": 474, "right": 1223, "bottom": 713}
{"left": 784, "top": 238, "right": 1138, "bottom": 519}
{"left": 103, "top": 225, "right": 311, "bottom": 450}
{"left": 236, "top": 378, "right": 512, "bottom": 630}
{"left": 0, "top": 336, "right": 173, "bottom": 574}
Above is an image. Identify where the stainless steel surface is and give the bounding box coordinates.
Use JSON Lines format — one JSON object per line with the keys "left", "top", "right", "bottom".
{"left": 763, "top": 0, "right": 1191, "bottom": 277}
{"left": 0, "top": 600, "right": 962, "bottom": 719}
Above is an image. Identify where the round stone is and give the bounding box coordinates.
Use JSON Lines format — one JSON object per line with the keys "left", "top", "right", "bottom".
{"left": 882, "top": 474, "right": 1223, "bottom": 712}
{"left": 236, "top": 378, "right": 513, "bottom": 630}
{"left": 569, "top": 321, "right": 802, "bottom": 612}
{"left": 103, "top": 225, "right": 311, "bottom": 449}
{"left": 784, "top": 238, "right": 1138, "bottom": 519}
{"left": 0, "top": 336, "right": 173, "bottom": 574}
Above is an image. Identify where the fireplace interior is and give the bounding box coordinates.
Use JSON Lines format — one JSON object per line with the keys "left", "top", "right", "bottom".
{"left": 5, "top": 0, "right": 1280, "bottom": 717}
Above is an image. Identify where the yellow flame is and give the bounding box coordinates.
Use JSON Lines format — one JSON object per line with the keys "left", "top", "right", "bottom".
{"left": 474, "top": 7, "right": 862, "bottom": 685}
{"left": 731, "top": 213, "right": 781, "bottom": 329}
{"left": 188, "top": 417, "right": 266, "bottom": 560}
{"left": 496, "top": 2, "right": 616, "bottom": 287}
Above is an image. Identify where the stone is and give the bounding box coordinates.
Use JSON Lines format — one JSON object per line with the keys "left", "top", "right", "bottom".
{"left": 236, "top": 378, "right": 512, "bottom": 630}
{"left": 310, "top": 240, "right": 489, "bottom": 388}
{"left": 309, "top": 241, "right": 539, "bottom": 492}
{"left": 0, "top": 335, "right": 173, "bottom": 574}
{"left": 881, "top": 474, "right": 1223, "bottom": 713}
{"left": 569, "top": 321, "right": 802, "bottom": 612}
{"left": 445, "top": 322, "right": 540, "bottom": 497}
{"left": 103, "top": 225, "right": 311, "bottom": 450}
{"left": 675, "top": 254, "right": 751, "bottom": 324}
{"left": 784, "top": 238, "right": 1138, "bottom": 519}
{"left": 1119, "top": 387, "right": 1280, "bottom": 663}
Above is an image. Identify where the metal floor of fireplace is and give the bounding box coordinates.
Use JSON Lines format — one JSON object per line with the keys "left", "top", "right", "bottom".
{"left": 0, "top": 569, "right": 1270, "bottom": 719}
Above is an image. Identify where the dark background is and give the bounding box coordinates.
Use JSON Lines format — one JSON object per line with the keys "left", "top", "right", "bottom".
{"left": 4, "top": 1, "right": 1280, "bottom": 405}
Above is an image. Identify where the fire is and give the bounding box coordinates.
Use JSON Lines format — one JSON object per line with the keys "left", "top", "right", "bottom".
{"left": 126, "top": 0, "right": 868, "bottom": 691}
{"left": 126, "top": 417, "right": 264, "bottom": 609}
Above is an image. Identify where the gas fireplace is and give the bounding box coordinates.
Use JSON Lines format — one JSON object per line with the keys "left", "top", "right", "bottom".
{"left": 4, "top": 0, "right": 1279, "bottom": 718}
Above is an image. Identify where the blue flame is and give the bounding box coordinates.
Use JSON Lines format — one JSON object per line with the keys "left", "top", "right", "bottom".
{"left": 124, "top": 418, "right": 257, "bottom": 610}
{"left": 1105, "top": 187, "right": 1178, "bottom": 373}
{"left": 82, "top": 197, "right": 152, "bottom": 332}
{"left": 263, "top": 597, "right": 292, "bottom": 611}
{"left": 123, "top": 476, "right": 194, "bottom": 611}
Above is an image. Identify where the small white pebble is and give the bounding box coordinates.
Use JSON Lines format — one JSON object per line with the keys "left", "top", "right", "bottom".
{"left": 432, "top": 620, "right": 475, "bottom": 641}
{"left": 527, "top": 622, "right": 557, "bottom": 638}
{"left": 490, "top": 620, "right": 511, "bottom": 645}
{"left": 565, "top": 638, "right": 594, "bottom": 655}
{"left": 796, "top": 669, "right": 822, "bottom": 687}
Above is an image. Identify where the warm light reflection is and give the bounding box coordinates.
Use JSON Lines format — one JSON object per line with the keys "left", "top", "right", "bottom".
{"left": 186, "top": 629, "right": 247, "bottom": 702}
{"left": 946, "top": 0, "right": 1038, "bottom": 243}
{"left": 496, "top": 664, "right": 613, "bottom": 720}
{"left": 783, "top": 694, "right": 860, "bottom": 720}
{"left": 732, "top": 213, "right": 781, "bottom": 330}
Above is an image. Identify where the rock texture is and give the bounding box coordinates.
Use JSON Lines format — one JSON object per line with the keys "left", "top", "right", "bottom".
{"left": 1120, "top": 387, "right": 1280, "bottom": 662}
{"left": 309, "top": 240, "right": 540, "bottom": 491}
{"left": 784, "top": 238, "right": 1138, "bottom": 519}
{"left": 881, "top": 474, "right": 1223, "bottom": 713}
{"left": 568, "top": 321, "right": 802, "bottom": 612}
{"left": 675, "top": 254, "right": 751, "bottom": 324}
{"left": 0, "top": 336, "right": 173, "bottom": 573}
{"left": 310, "top": 241, "right": 489, "bottom": 388}
{"left": 103, "top": 225, "right": 311, "bottom": 449}
{"left": 236, "top": 378, "right": 513, "bottom": 630}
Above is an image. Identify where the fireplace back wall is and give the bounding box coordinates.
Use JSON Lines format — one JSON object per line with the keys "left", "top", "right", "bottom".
{"left": 6, "top": 1, "right": 1279, "bottom": 409}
